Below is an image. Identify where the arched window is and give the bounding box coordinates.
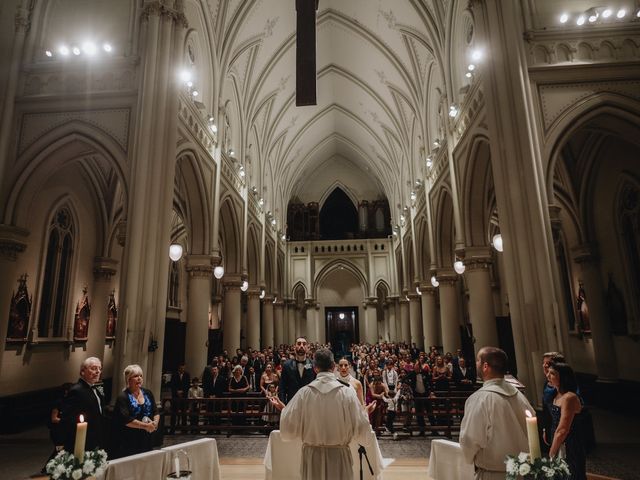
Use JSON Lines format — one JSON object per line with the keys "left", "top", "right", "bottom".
{"left": 38, "top": 207, "right": 74, "bottom": 338}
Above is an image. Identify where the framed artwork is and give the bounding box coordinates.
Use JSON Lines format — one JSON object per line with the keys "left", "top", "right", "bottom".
{"left": 73, "top": 286, "right": 91, "bottom": 341}
{"left": 6, "top": 274, "right": 31, "bottom": 343}
{"left": 105, "top": 290, "right": 117, "bottom": 340}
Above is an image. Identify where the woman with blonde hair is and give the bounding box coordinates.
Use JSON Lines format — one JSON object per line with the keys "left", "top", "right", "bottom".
{"left": 112, "top": 364, "right": 159, "bottom": 458}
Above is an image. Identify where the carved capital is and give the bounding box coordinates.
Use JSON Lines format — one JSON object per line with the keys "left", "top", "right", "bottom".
{"left": 304, "top": 298, "right": 318, "bottom": 309}
{"left": 572, "top": 244, "right": 598, "bottom": 264}
{"left": 364, "top": 297, "right": 378, "bottom": 308}
{"left": 0, "top": 225, "right": 29, "bottom": 261}
{"left": 418, "top": 284, "right": 437, "bottom": 296}
{"left": 141, "top": 0, "right": 188, "bottom": 27}
{"left": 246, "top": 287, "right": 262, "bottom": 299}
{"left": 221, "top": 274, "right": 244, "bottom": 290}
{"left": 262, "top": 294, "right": 275, "bottom": 304}
{"left": 93, "top": 257, "right": 118, "bottom": 280}
{"left": 463, "top": 256, "right": 492, "bottom": 271}
{"left": 436, "top": 273, "right": 459, "bottom": 286}
{"left": 185, "top": 255, "right": 215, "bottom": 278}
{"left": 407, "top": 293, "right": 421, "bottom": 302}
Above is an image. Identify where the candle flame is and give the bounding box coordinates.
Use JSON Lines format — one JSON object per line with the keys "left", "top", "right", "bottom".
{"left": 525, "top": 409, "right": 533, "bottom": 418}
{"left": 79, "top": 414, "right": 85, "bottom": 422}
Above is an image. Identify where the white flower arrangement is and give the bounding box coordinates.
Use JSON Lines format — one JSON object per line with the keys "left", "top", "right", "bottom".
{"left": 505, "top": 453, "right": 571, "bottom": 479}
{"left": 45, "top": 449, "right": 107, "bottom": 480}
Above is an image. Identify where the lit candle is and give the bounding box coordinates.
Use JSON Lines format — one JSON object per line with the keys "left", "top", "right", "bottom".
{"left": 525, "top": 409, "right": 541, "bottom": 460}
{"left": 74, "top": 414, "right": 87, "bottom": 462}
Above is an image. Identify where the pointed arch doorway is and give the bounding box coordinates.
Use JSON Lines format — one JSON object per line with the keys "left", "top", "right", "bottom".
{"left": 325, "top": 306, "right": 359, "bottom": 357}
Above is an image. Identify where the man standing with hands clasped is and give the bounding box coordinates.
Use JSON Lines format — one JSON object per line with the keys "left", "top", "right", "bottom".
{"left": 270, "top": 349, "right": 377, "bottom": 479}
{"left": 459, "top": 347, "right": 533, "bottom": 480}
{"left": 278, "top": 336, "right": 316, "bottom": 404}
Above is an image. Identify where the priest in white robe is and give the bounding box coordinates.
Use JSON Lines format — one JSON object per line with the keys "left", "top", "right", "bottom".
{"left": 460, "top": 346, "right": 533, "bottom": 480}
{"left": 270, "top": 348, "right": 376, "bottom": 480}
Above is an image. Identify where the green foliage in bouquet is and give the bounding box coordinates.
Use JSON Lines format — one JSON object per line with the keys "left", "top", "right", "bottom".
{"left": 505, "top": 452, "right": 571, "bottom": 479}
{"left": 45, "top": 448, "right": 107, "bottom": 480}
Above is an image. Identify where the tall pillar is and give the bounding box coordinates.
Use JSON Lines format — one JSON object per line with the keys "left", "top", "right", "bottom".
{"left": 387, "top": 296, "right": 398, "bottom": 342}
{"left": 184, "top": 255, "right": 213, "bottom": 375}
{"left": 438, "top": 273, "right": 461, "bottom": 353}
{"left": 382, "top": 301, "right": 390, "bottom": 341}
{"left": 286, "top": 299, "right": 296, "bottom": 343}
{"left": 472, "top": 0, "right": 562, "bottom": 397}
{"left": 305, "top": 300, "right": 317, "bottom": 342}
{"left": 573, "top": 246, "right": 618, "bottom": 381}
{"left": 408, "top": 293, "right": 423, "bottom": 349}
{"left": 0, "top": 226, "right": 28, "bottom": 377}
{"left": 274, "top": 299, "right": 285, "bottom": 346}
{"left": 315, "top": 303, "right": 324, "bottom": 344}
{"left": 419, "top": 284, "right": 439, "bottom": 349}
{"left": 222, "top": 275, "right": 242, "bottom": 355}
{"left": 364, "top": 298, "right": 378, "bottom": 344}
{"left": 464, "top": 252, "right": 499, "bottom": 354}
{"left": 262, "top": 295, "right": 274, "bottom": 348}
{"left": 399, "top": 296, "right": 410, "bottom": 343}
{"left": 246, "top": 288, "right": 261, "bottom": 351}
{"left": 87, "top": 258, "right": 118, "bottom": 359}
{"left": 113, "top": 3, "right": 188, "bottom": 397}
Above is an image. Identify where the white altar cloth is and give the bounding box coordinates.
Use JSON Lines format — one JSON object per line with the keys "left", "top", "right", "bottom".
{"left": 427, "top": 439, "right": 475, "bottom": 480}
{"left": 103, "top": 450, "right": 165, "bottom": 480}
{"left": 264, "top": 429, "right": 386, "bottom": 480}
{"left": 162, "top": 438, "right": 221, "bottom": 480}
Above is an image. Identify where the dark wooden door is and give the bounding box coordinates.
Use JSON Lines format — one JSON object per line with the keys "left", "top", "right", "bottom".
{"left": 325, "top": 307, "right": 358, "bottom": 356}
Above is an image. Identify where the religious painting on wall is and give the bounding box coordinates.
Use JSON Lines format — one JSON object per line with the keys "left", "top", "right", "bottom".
{"left": 6, "top": 274, "right": 31, "bottom": 343}
{"left": 576, "top": 282, "right": 591, "bottom": 334}
{"left": 105, "top": 290, "right": 117, "bottom": 340}
{"left": 73, "top": 286, "right": 91, "bottom": 341}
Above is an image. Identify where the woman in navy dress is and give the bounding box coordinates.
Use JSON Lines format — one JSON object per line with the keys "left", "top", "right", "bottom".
{"left": 547, "top": 362, "right": 586, "bottom": 480}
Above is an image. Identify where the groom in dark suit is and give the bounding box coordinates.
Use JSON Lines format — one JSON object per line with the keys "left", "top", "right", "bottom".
{"left": 279, "top": 336, "right": 316, "bottom": 404}
{"left": 62, "top": 357, "right": 106, "bottom": 452}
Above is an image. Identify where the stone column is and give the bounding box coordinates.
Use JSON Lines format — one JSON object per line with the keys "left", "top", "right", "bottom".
{"left": 113, "top": 3, "right": 188, "bottom": 397}
{"left": 274, "top": 299, "right": 285, "bottom": 346}
{"left": 305, "top": 300, "right": 317, "bottom": 342}
{"left": 364, "top": 298, "right": 378, "bottom": 344}
{"left": 286, "top": 299, "right": 296, "bottom": 343}
{"left": 408, "top": 293, "right": 423, "bottom": 349}
{"left": 86, "top": 258, "right": 118, "bottom": 359}
{"left": 573, "top": 246, "right": 618, "bottom": 381}
{"left": 314, "top": 303, "right": 324, "bottom": 344}
{"left": 438, "top": 273, "right": 461, "bottom": 353}
{"left": 183, "top": 256, "right": 213, "bottom": 375}
{"left": 399, "top": 295, "right": 410, "bottom": 343}
{"left": 382, "top": 301, "right": 391, "bottom": 341}
{"left": 222, "top": 275, "right": 243, "bottom": 355}
{"left": 246, "top": 288, "right": 261, "bottom": 350}
{"left": 387, "top": 296, "right": 398, "bottom": 342}
{"left": 0, "top": 226, "right": 28, "bottom": 377}
{"left": 262, "top": 295, "right": 274, "bottom": 348}
{"left": 419, "top": 284, "right": 439, "bottom": 349}
{"left": 464, "top": 252, "right": 499, "bottom": 354}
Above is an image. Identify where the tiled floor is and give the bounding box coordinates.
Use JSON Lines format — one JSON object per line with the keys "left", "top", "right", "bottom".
{"left": 2, "top": 407, "right": 639, "bottom": 479}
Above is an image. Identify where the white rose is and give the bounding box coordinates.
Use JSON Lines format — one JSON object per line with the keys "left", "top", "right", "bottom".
{"left": 95, "top": 466, "right": 105, "bottom": 477}
{"left": 72, "top": 468, "right": 83, "bottom": 480}
{"left": 83, "top": 459, "right": 95, "bottom": 474}
{"left": 506, "top": 458, "right": 517, "bottom": 474}
{"left": 55, "top": 464, "right": 67, "bottom": 475}
{"left": 519, "top": 463, "right": 531, "bottom": 476}
{"left": 51, "top": 472, "right": 60, "bottom": 480}
{"left": 518, "top": 452, "right": 529, "bottom": 463}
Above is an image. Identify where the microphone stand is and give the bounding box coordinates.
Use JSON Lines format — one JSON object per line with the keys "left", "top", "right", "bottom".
{"left": 358, "top": 444, "right": 374, "bottom": 480}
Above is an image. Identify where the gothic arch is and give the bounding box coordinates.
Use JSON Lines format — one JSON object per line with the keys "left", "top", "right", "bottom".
{"left": 291, "top": 281, "right": 308, "bottom": 298}
{"left": 313, "top": 259, "right": 368, "bottom": 299}
{"left": 318, "top": 181, "right": 359, "bottom": 211}
{"left": 432, "top": 187, "right": 455, "bottom": 269}
{"left": 461, "top": 135, "right": 493, "bottom": 247}
{"left": 219, "top": 195, "right": 242, "bottom": 274}
{"left": 246, "top": 222, "right": 260, "bottom": 285}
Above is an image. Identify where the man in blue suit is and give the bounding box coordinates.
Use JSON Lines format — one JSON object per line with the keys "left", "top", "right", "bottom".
{"left": 279, "top": 336, "right": 316, "bottom": 404}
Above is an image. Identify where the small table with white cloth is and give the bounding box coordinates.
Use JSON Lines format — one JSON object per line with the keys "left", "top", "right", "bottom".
{"left": 264, "top": 429, "right": 386, "bottom": 480}
{"left": 101, "top": 438, "right": 221, "bottom": 480}
{"left": 427, "top": 439, "right": 475, "bottom": 480}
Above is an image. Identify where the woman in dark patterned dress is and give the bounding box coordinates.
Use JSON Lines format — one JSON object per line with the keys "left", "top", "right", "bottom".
{"left": 547, "top": 362, "right": 586, "bottom": 480}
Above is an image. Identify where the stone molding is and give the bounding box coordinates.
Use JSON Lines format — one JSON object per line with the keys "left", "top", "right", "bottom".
{"left": 246, "top": 287, "right": 262, "bottom": 299}
{"left": 185, "top": 255, "right": 214, "bottom": 278}
{"left": 463, "top": 256, "right": 492, "bottom": 271}
{"left": 407, "top": 293, "right": 421, "bottom": 301}
{"left": 0, "top": 225, "right": 29, "bottom": 261}
{"left": 363, "top": 297, "right": 378, "bottom": 308}
{"left": 221, "top": 274, "right": 244, "bottom": 289}
{"left": 436, "top": 273, "right": 459, "bottom": 286}
{"left": 572, "top": 244, "right": 598, "bottom": 264}
{"left": 418, "top": 284, "right": 437, "bottom": 296}
{"left": 93, "top": 257, "right": 118, "bottom": 280}
{"left": 141, "top": 0, "right": 188, "bottom": 27}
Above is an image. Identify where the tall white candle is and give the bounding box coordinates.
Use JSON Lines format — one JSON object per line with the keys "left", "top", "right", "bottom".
{"left": 74, "top": 414, "right": 87, "bottom": 462}
{"left": 525, "top": 410, "right": 541, "bottom": 460}
{"left": 174, "top": 457, "right": 181, "bottom": 476}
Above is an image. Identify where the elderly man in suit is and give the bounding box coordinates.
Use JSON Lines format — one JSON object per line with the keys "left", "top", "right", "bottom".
{"left": 279, "top": 336, "right": 316, "bottom": 404}
{"left": 62, "top": 357, "right": 106, "bottom": 453}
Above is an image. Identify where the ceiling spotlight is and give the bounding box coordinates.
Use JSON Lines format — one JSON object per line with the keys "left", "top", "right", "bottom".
{"left": 191, "top": 90, "right": 199, "bottom": 97}
{"left": 636, "top": 9, "right": 640, "bottom": 18}
{"left": 416, "top": 287, "right": 422, "bottom": 296}
{"left": 616, "top": 8, "right": 626, "bottom": 18}
{"left": 186, "top": 81, "right": 193, "bottom": 88}
{"left": 169, "top": 244, "right": 183, "bottom": 261}
{"left": 449, "top": 104, "right": 459, "bottom": 118}
{"left": 260, "top": 289, "right": 265, "bottom": 299}
{"left": 241, "top": 280, "right": 249, "bottom": 292}
{"left": 72, "top": 46, "right": 81, "bottom": 55}
{"left": 271, "top": 218, "right": 277, "bottom": 226}
{"left": 281, "top": 234, "right": 286, "bottom": 241}
{"left": 559, "top": 13, "right": 569, "bottom": 23}
{"left": 426, "top": 155, "right": 433, "bottom": 168}
{"left": 430, "top": 275, "right": 439, "bottom": 288}
{"left": 180, "top": 70, "right": 192, "bottom": 83}
{"left": 258, "top": 198, "right": 264, "bottom": 206}
{"left": 213, "top": 265, "right": 224, "bottom": 279}
{"left": 588, "top": 13, "right": 598, "bottom": 23}
{"left": 471, "top": 49, "right": 483, "bottom": 61}
{"left": 45, "top": 50, "right": 53, "bottom": 57}
{"left": 82, "top": 42, "right": 97, "bottom": 55}
{"left": 433, "top": 139, "right": 441, "bottom": 148}
{"left": 467, "top": 64, "right": 476, "bottom": 71}
{"left": 59, "top": 45, "right": 69, "bottom": 56}
{"left": 410, "top": 191, "right": 417, "bottom": 201}
{"left": 210, "top": 124, "right": 217, "bottom": 133}
{"left": 229, "top": 149, "right": 235, "bottom": 157}
{"left": 103, "top": 43, "right": 112, "bottom": 52}
{"left": 465, "top": 72, "right": 472, "bottom": 78}
{"left": 454, "top": 260, "right": 466, "bottom": 275}
{"left": 238, "top": 166, "right": 245, "bottom": 177}
{"left": 602, "top": 9, "right": 612, "bottom": 18}
{"left": 576, "top": 15, "right": 586, "bottom": 25}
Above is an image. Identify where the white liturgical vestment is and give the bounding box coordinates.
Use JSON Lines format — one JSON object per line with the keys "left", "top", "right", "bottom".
{"left": 459, "top": 378, "right": 533, "bottom": 480}
{"left": 279, "top": 371, "right": 372, "bottom": 480}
